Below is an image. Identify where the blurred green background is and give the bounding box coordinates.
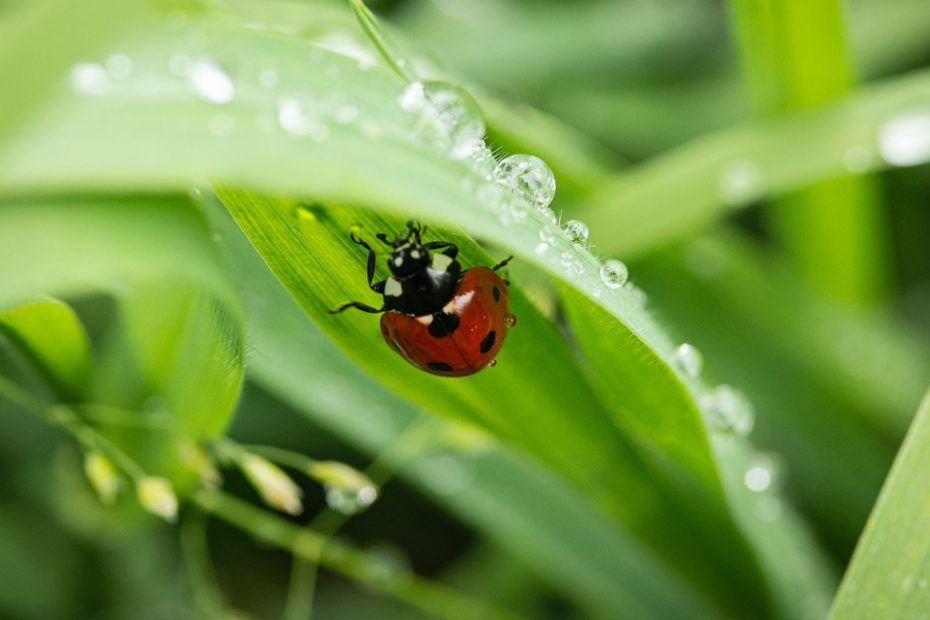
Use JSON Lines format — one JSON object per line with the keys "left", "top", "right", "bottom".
{"left": 2, "top": 0, "right": 930, "bottom": 618}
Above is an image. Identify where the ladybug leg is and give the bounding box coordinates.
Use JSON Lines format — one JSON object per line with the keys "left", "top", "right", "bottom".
{"left": 349, "top": 232, "right": 384, "bottom": 292}
{"left": 327, "top": 301, "right": 384, "bottom": 314}
{"left": 492, "top": 256, "right": 514, "bottom": 271}
{"left": 423, "top": 241, "right": 458, "bottom": 260}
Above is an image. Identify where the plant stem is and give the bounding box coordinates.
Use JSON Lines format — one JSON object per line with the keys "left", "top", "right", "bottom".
{"left": 193, "top": 489, "right": 515, "bottom": 620}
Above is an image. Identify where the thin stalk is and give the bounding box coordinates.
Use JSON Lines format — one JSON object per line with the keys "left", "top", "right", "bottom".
{"left": 193, "top": 489, "right": 515, "bottom": 620}
{"left": 727, "top": 0, "right": 888, "bottom": 305}
{"left": 347, "top": 0, "right": 418, "bottom": 83}
{"left": 283, "top": 416, "right": 442, "bottom": 620}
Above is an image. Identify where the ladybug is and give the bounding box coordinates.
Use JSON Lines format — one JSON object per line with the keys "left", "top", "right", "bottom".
{"left": 329, "top": 221, "right": 516, "bottom": 377}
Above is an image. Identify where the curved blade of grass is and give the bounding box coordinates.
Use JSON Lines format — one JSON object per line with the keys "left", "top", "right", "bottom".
{"left": 576, "top": 68, "right": 930, "bottom": 258}
{"left": 206, "top": 197, "right": 712, "bottom": 619}
{"left": 0, "top": 299, "right": 92, "bottom": 401}
{"left": 829, "top": 388, "right": 930, "bottom": 619}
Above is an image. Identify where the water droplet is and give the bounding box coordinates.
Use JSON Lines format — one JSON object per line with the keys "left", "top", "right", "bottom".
{"left": 294, "top": 205, "right": 317, "bottom": 221}
{"left": 534, "top": 242, "right": 549, "bottom": 256}
{"left": 208, "top": 112, "right": 234, "bottom": 136}
{"left": 673, "top": 343, "right": 703, "bottom": 378}
{"left": 278, "top": 96, "right": 324, "bottom": 137}
{"left": 599, "top": 259, "right": 628, "bottom": 289}
{"left": 563, "top": 219, "right": 589, "bottom": 244}
{"left": 505, "top": 313, "right": 517, "bottom": 328}
{"left": 258, "top": 68, "right": 279, "bottom": 89}
{"left": 105, "top": 53, "right": 133, "bottom": 79}
{"left": 743, "top": 453, "right": 783, "bottom": 493}
{"left": 325, "top": 483, "right": 378, "bottom": 514}
{"left": 469, "top": 143, "right": 497, "bottom": 179}
{"left": 700, "top": 385, "right": 755, "bottom": 436}
{"left": 571, "top": 260, "right": 585, "bottom": 274}
{"left": 332, "top": 103, "right": 358, "bottom": 125}
{"left": 718, "top": 159, "right": 764, "bottom": 206}
{"left": 843, "top": 145, "right": 874, "bottom": 173}
{"left": 488, "top": 358, "right": 497, "bottom": 367}
{"left": 878, "top": 109, "right": 930, "bottom": 167}
{"left": 494, "top": 154, "right": 556, "bottom": 209}
{"left": 560, "top": 251, "right": 574, "bottom": 267}
{"left": 399, "top": 81, "right": 485, "bottom": 159}
{"left": 70, "top": 62, "right": 110, "bottom": 96}
{"left": 188, "top": 59, "right": 234, "bottom": 104}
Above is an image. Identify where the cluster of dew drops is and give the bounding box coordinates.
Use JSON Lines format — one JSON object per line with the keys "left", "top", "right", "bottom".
{"left": 68, "top": 39, "right": 794, "bottom": 512}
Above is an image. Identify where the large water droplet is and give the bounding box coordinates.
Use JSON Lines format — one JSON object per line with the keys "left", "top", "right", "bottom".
{"left": 743, "top": 453, "right": 783, "bottom": 493}
{"left": 70, "top": 62, "right": 110, "bottom": 96}
{"left": 325, "top": 483, "right": 378, "bottom": 515}
{"left": 494, "top": 154, "right": 556, "bottom": 209}
{"left": 700, "top": 385, "right": 754, "bottom": 436}
{"left": 277, "top": 96, "right": 328, "bottom": 140}
{"left": 599, "top": 259, "right": 628, "bottom": 289}
{"left": 673, "top": 343, "right": 703, "bottom": 378}
{"left": 563, "top": 219, "right": 589, "bottom": 244}
{"left": 399, "top": 81, "right": 485, "bottom": 159}
{"left": 188, "top": 59, "right": 235, "bottom": 104}
{"left": 718, "top": 159, "right": 764, "bottom": 206}
{"left": 878, "top": 109, "right": 930, "bottom": 167}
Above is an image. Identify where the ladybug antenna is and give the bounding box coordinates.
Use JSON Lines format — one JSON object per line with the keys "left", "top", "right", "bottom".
{"left": 375, "top": 233, "right": 392, "bottom": 245}
{"left": 406, "top": 220, "right": 423, "bottom": 244}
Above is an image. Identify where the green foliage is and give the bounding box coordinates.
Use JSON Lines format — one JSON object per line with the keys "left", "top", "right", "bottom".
{"left": 0, "top": 0, "right": 928, "bottom": 618}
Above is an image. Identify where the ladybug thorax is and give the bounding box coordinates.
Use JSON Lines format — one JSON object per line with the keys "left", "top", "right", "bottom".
{"left": 382, "top": 245, "right": 462, "bottom": 316}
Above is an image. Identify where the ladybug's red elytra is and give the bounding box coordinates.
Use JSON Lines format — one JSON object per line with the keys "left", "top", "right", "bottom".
{"left": 329, "top": 221, "right": 516, "bottom": 377}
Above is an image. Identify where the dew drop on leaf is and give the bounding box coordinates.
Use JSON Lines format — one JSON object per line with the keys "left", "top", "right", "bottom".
{"left": 505, "top": 313, "right": 518, "bottom": 328}
{"left": 494, "top": 154, "right": 556, "bottom": 209}
{"left": 563, "top": 219, "right": 589, "bottom": 244}
{"left": 743, "top": 452, "right": 784, "bottom": 494}
{"left": 399, "top": 81, "right": 485, "bottom": 159}
{"left": 599, "top": 259, "right": 628, "bottom": 289}
{"left": 673, "top": 343, "right": 703, "bottom": 378}
{"left": 699, "top": 384, "right": 755, "bottom": 437}
{"left": 325, "top": 483, "right": 379, "bottom": 515}
{"left": 877, "top": 109, "right": 930, "bottom": 166}
{"left": 188, "top": 59, "right": 235, "bottom": 104}
{"left": 70, "top": 62, "right": 111, "bottom": 96}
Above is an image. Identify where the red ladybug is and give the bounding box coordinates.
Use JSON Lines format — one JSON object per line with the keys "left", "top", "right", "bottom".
{"left": 329, "top": 221, "right": 516, "bottom": 377}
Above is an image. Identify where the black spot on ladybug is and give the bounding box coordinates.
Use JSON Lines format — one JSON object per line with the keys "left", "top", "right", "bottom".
{"left": 428, "top": 313, "right": 460, "bottom": 338}
{"left": 427, "top": 361, "right": 453, "bottom": 372}
{"left": 492, "top": 285, "right": 501, "bottom": 302}
{"left": 480, "top": 330, "right": 497, "bottom": 354}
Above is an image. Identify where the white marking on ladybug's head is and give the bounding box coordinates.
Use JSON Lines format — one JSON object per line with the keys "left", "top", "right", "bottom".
{"left": 431, "top": 253, "right": 453, "bottom": 272}
{"left": 393, "top": 256, "right": 404, "bottom": 267}
{"left": 416, "top": 314, "right": 433, "bottom": 325}
{"left": 410, "top": 249, "right": 421, "bottom": 259}
{"left": 385, "top": 277, "right": 402, "bottom": 297}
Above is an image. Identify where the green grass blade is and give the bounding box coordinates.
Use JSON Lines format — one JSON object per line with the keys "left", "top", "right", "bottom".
{"left": 347, "top": 0, "right": 417, "bottom": 83}
{"left": 727, "top": 0, "right": 888, "bottom": 305}
{"left": 576, "top": 68, "right": 930, "bottom": 258}
{"left": 829, "top": 389, "right": 930, "bottom": 619}
{"left": 0, "top": 299, "right": 92, "bottom": 401}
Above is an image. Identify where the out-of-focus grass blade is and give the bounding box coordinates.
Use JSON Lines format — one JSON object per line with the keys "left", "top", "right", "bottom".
{"left": 576, "top": 67, "right": 930, "bottom": 258}
{"left": 829, "top": 389, "right": 930, "bottom": 619}
{"left": 727, "top": 0, "right": 888, "bottom": 305}
{"left": 0, "top": 195, "right": 244, "bottom": 490}
{"left": 0, "top": 299, "right": 92, "bottom": 401}
{"left": 206, "top": 198, "right": 713, "bottom": 619}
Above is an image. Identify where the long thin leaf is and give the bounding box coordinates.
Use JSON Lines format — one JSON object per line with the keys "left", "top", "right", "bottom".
{"left": 829, "top": 388, "right": 930, "bottom": 619}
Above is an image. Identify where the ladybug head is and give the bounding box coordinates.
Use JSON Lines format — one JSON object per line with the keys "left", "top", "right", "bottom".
{"left": 379, "top": 221, "right": 430, "bottom": 278}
